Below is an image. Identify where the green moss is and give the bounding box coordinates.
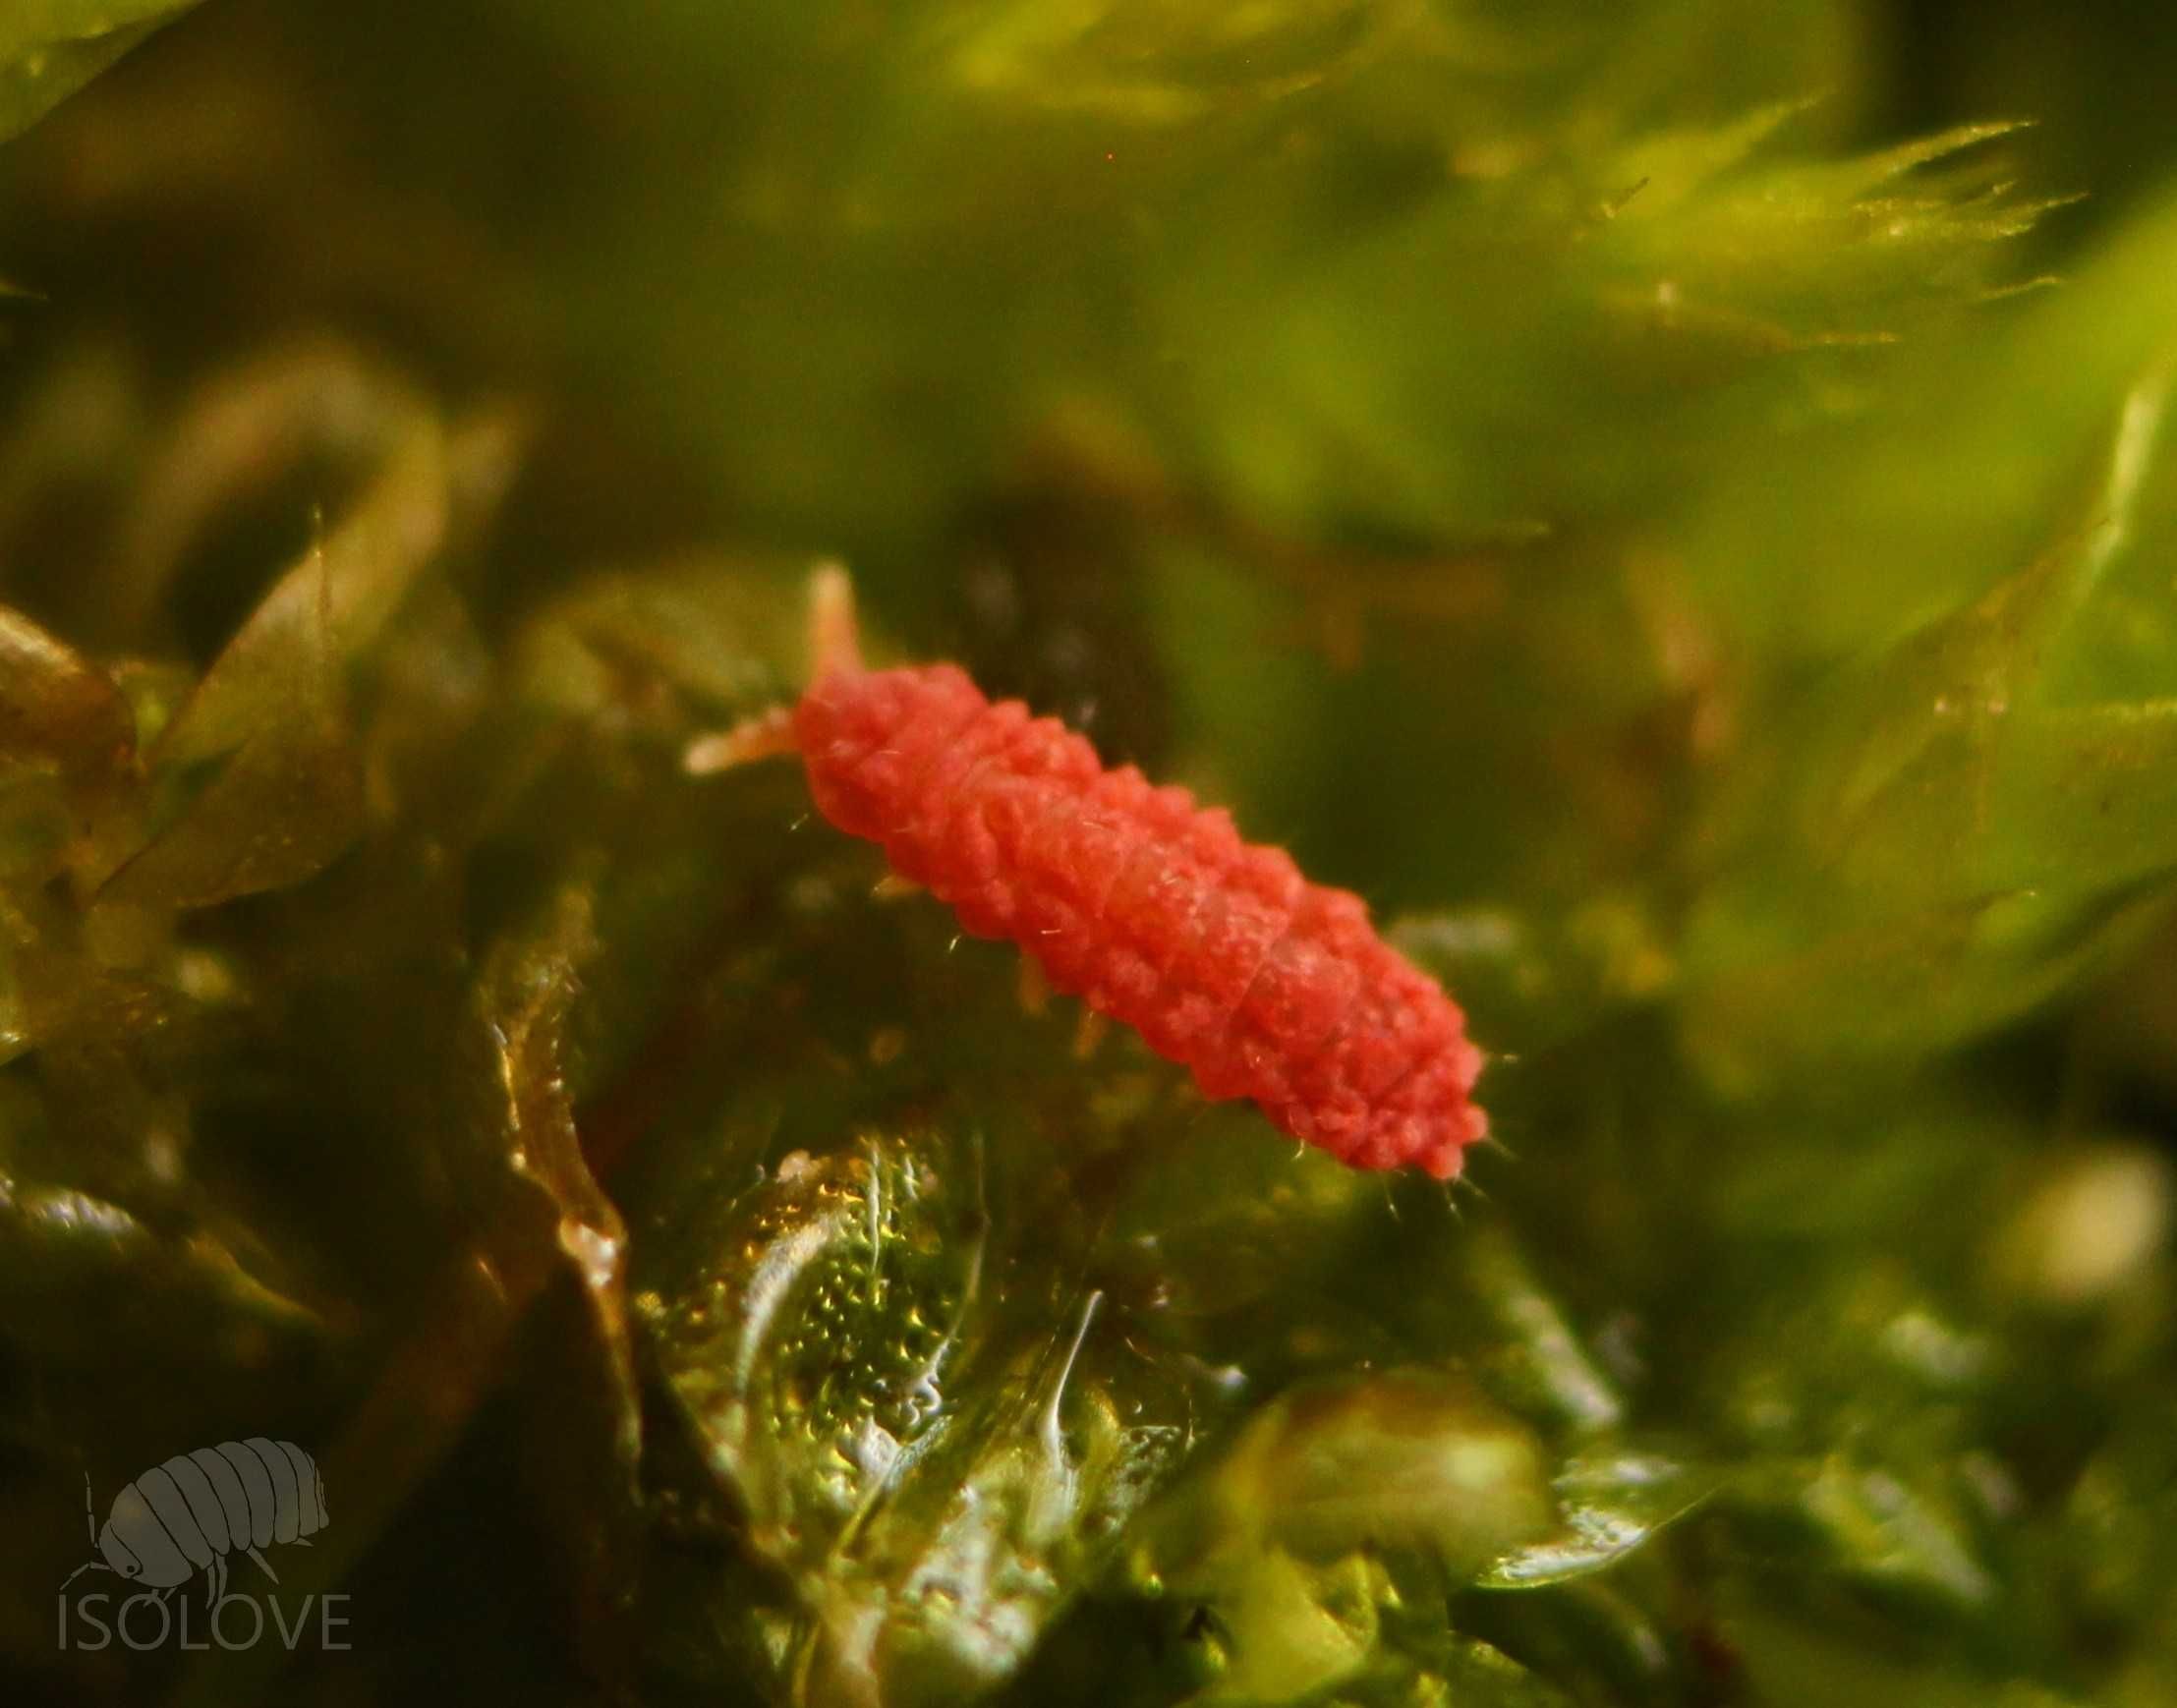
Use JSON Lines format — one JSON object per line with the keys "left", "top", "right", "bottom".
{"left": 3, "top": 3, "right": 2176, "bottom": 1704}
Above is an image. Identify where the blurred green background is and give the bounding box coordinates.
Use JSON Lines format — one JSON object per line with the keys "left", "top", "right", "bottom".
{"left": 1, "top": 3, "right": 2175, "bottom": 1705}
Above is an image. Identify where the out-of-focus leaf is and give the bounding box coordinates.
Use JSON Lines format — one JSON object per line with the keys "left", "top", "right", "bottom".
{"left": 1151, "top": 114, "right": 2048, "bottom": 558}
{"left": 93, "top": 635, "right": 363, "bottom": 910}
{"left": 1720, "top": 1599, "right": 2092, "bottom": 1708}
{"left": 1681, "top": 183, "right": 2177, "bottom": 664}
{"left": 0, "top": 1058, "right": 335, "bottom": 1484}
{"left": 1427, "top": 1223, "right": 1629, "bottom": 1439}
{"left": 488, "top": 0, "right": 1958, "bottom": 564}
{"left": 95, "top": 342, "right": 449, "bottom": 649}
{"left": 92, "top": 415, "right": 457, "bottom": 909}
{"left": 1137, "top": 1368, "right": 1555, "bottom": 1595}
{"left": 0, "top": 2, "right": 201, "bottom": 145}
{"left": 510, "top": 553, "right": 802, "bottom": 727}
{"left": 0, "top": 1164, "right": 320, "bottom": 1357}
{"left": 0, "top": 603, "right": 133, "bottom": 790}
{"left": 1183, "top": 1369, "right": 1555, "bottom": 1573}
{"left": 1738, "top": 1453, "right": 2000, "bottom": 1614}
{"left": 146, "top": 412, "right": 452, "bottom": 769}
{"left": 1112, "top": 1370, "right": 1556, "bottom": 1703}
{"left": 0, "top": 603, "right": 136, "bottom": 897}
{"left": 1698, "top": 1085, "right": 2022, "bottom": 1247}
{"left": 1100, "top": 1110, "right": 1377, "bottom": 1324}
{"left": 1673, "top": 1261, "right": 2032, "bottom": 1653}
{"left": 936, "top": 0, "right": 1418, "bottom": 127}
{"left": 1681, "top": 366, "right": 2177, "bottom": 1088}
{"left": 2052, "top": 1402, "right": 2177, "bottom": 1642}
{"left": 1393, "top": 901, "right": 1675, "bottom": 1059}
{"left": 1600, "top": 119, "right": 2056, "bottom": 342}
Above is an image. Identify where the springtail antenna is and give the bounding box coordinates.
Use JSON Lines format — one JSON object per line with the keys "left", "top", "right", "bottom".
{"left": 806, "top": 559, "right": 864, "bottom": 680}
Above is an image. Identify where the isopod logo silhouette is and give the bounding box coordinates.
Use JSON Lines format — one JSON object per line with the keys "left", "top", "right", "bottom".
{"left": 67, "top": 1439, "right": 326, "bottom": 1603}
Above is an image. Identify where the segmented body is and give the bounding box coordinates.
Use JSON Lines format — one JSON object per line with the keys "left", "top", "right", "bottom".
{"left": 794, "top": 661, "right": 1487, "bottom": 1177}
{"left": 75, "top": 1439, "right": 327, "bottom": 1601}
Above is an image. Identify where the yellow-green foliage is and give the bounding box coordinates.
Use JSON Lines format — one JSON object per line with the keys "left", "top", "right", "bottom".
{"left": 1, "top": 4, "right": 2175, "bottom": 1705}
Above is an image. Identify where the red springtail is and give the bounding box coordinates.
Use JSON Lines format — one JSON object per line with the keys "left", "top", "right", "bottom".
{"left": 688, "top": 567, "right": 1487, "bottom": 1177}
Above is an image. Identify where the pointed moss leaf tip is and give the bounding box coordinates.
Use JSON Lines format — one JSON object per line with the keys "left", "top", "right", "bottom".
{"left": 1683, "top": 368, "right": 2177, "bottom": 1089}
{"left": 0, "top": 2, "right": 204, "bottom": 145}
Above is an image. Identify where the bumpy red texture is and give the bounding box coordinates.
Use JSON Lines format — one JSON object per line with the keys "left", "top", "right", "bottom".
{"left": 793, "top": 662, "right": 1487, "bottom": 1177}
